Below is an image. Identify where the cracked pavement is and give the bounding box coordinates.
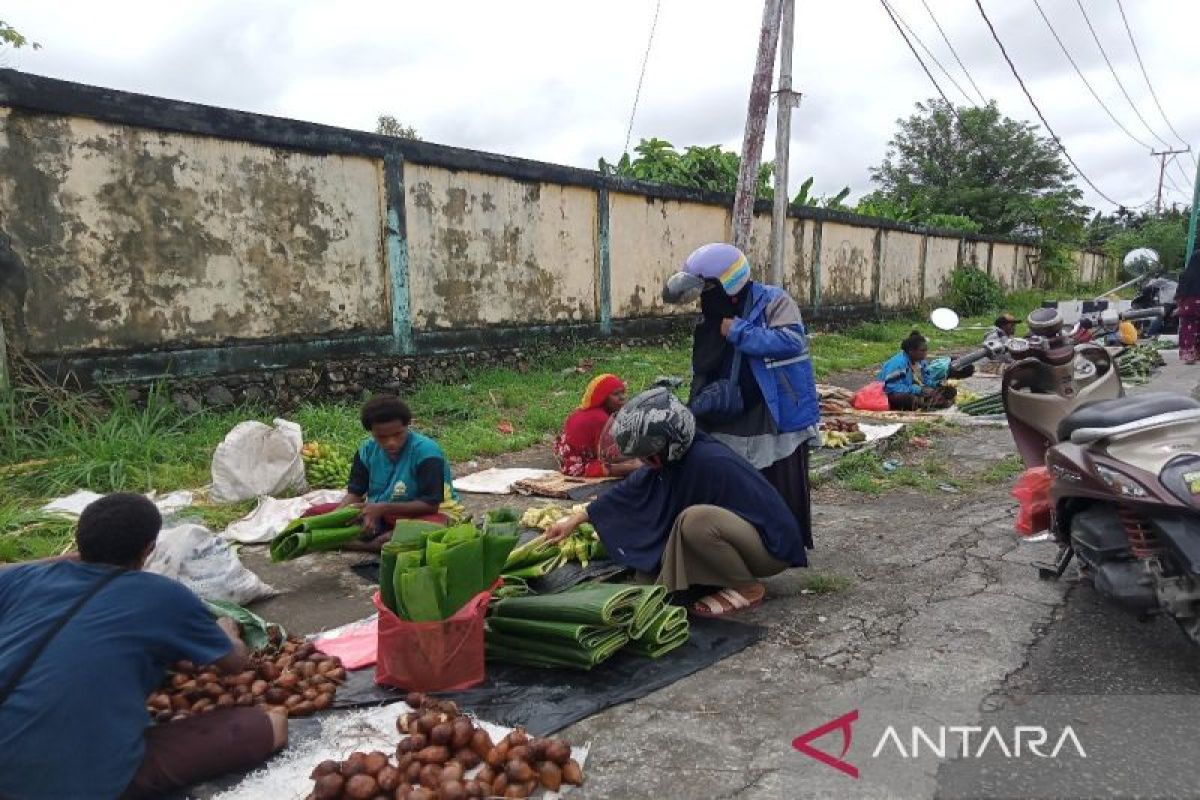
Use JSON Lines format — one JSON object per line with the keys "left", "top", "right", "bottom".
{"left": 566, "top": 354, "right": 1200, "bottom": 799}
{"left": 566, "top": 423, "right": 1067, "bottom": 799}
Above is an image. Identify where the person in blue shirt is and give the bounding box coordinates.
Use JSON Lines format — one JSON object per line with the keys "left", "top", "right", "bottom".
{"left": 878, "top": 329, "right": 971, "bottom": 411}
{"left": 543, "top": 388, "right": 806, "bottom": 618}
{"left": 335, "top": 395, "right": 466, "bottom": 551}
{"left": 0, "top": 493, "right": 287, "bottom": 800}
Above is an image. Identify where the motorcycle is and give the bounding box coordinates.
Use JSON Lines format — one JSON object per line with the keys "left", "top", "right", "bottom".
{"left": 936, "top": 303, "right": 1200, "bottom": 644}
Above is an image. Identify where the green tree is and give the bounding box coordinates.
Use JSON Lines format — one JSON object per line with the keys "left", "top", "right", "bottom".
{"left": 0, "top": 21, "right": 38, "bottom": 50}
{"left": 600, "top": 138, "right": 773, "bottom": 198}
{"left": 870, "top": 100, "right": 1087, "bottom": 237}
{"left": 375, "top": 115, "right": 420, "bottom": 139}
{"left": 1097, "top": 209, "right": 1191, "bottom": 274}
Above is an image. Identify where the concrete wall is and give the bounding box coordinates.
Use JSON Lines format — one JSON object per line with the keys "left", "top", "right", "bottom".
{"left": 879, "top": 230, "right": 922, "bottom": 308}
{"left": 0, "top": 70, "right": 1114, "bottom": 383}
{"left": 0, "top": 108, "right": 388, "bottom": 354}
{"left": 817, "top": 222, "right": 875, "bottom": 306}
{"left": 405, "top": 164, "right": 598, "bottom": 329}
{"left": 608, "top": 192, "right": 729, "bottom": 318}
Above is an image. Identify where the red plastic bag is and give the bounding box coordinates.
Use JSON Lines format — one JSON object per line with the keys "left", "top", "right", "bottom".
{"left": 373, "top": 589, "right": 490, "bottom": 692}
{"left": 1012, "top": 466, "right": 1052, "bottom": 536}
{"left": 852, "top": 381, "right": 890, "bottom": 412}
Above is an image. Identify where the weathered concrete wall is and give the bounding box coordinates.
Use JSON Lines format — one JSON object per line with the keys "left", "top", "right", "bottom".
{"left": 744, "top": 213, "right": 810, "bottom": 305}
{"left": 0, "top": 108, "right": 388, "bottom": 354}
{"left": 818, "top": 222, "right": 875, "bottom": 305}
{"left": 608, "top": 192, "right": 729, "bottom": 318}
{"left": 924, "top": 236, "right": 960, "bottom": 300}
{"left": 0, "top": 71, "right": 1116, "bottom": 384}
{"left": 404, "top": 164, "right": 598, "bottom": 329}
{"left": 879, "top": 230, "right": 923, "bottom": 308}
{"left": 991, "top": 242, "right": 1019, "bottom": 290}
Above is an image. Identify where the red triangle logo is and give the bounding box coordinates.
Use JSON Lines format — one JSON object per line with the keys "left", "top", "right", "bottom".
{"left": 792, "top": 710, "right": 860, "bottom": 778}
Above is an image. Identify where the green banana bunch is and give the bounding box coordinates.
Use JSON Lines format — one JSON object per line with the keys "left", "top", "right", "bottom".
{"left": 301, "top": 441, "right": 351, "bottom": 489}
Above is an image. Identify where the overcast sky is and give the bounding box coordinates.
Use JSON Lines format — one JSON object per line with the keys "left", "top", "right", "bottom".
{"left": 4, "top": 0, "right": 1197, "bottom": 214}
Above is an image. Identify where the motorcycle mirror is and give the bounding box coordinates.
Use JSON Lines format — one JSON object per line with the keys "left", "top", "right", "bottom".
{"left": 1123, "top": 247, "right": 1161, "bottom": 277}
{"left": 930, "top": 307, "right": 960, "bottom": 331}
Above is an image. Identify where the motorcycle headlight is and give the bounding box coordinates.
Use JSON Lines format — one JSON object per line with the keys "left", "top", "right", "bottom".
{"left": 1094, "top": 464, "right": 1148, "bottom": 498}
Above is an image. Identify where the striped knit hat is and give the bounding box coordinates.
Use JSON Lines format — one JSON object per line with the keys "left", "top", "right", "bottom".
{"left": 684, "top": 242, "right": 751, "bottom": 296}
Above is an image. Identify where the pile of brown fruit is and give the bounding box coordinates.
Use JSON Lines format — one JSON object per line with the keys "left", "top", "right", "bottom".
{"left": 147, "top": 638, "right": 346, "bottom": 721}
{"left": 305, "top": 692, "right": 583, "bottom": 799}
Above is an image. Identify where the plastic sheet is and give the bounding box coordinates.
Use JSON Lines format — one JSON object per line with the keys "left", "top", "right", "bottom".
{"left": 332, "top": 615, "right": 765, "bottom": 735}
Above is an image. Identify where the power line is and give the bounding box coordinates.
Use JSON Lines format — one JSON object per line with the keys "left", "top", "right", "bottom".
{"left": 919, "top": 0, "right": 988, "bottom": 105}
{"left": 1116, "top": 0, "right": 1195, "bottom": 164}
{"left": 884, "top": 0, "right": 977, "bottom": 107}
{"left": 973, "top": 0, "right": 1125, "bottom": 207}
{"left": 879, "top": 0, "right": 962, "bottom": 122}
{"left": 1030, "top": 0, "right": 1150, "bottom": 152}
{"left": 1074, "top": 0, "right": 1172, "bottom": 151}
{"left": 623, "top": 0, "right": 663, "bottom": 156}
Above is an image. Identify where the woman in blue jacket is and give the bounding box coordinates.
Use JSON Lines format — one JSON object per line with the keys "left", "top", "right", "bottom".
{"left": 878, "top": 329, "right": 968, "bottom": 410}
{"left": 663, "top": 243, "right": 820, "bottom": 577}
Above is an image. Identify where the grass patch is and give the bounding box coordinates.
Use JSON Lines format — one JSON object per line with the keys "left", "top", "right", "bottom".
{"left": 0, "top": 502, "right": 76, "bottom": 563}
{"left": 799, "top": 572, "right": 853, "bottom": 594}
{"left": 180, "top": 499, "right": 260, "bottom": 532}
{"left": 828, "top": 446, "right": 964, "bottom": 496}
{"left": 0, "top": 289, "right": 1061, "bottom": 556}
{"left": 977, "top": 454, "right": 1025, "bottom": 485}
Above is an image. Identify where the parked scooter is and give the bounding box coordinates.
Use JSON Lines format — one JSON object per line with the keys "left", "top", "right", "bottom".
{"left": 935, "top": 304, "right": 1200, "bottom": 644}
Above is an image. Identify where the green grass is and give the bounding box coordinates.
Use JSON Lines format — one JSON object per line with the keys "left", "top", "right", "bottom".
{"left": 0, "top": 501, "right": 76, "bottom": 562}
{"left": 0, "top": 290, "right": 1063, "bottom": 562}
{"left": 978, "top": 454, "right": 1025, "bottom": 484}
{"left": 180, "top": 499, "right": 260, "bottom": 532}
{"left": 798, "top": 572, "right": 853, "bottom": 594}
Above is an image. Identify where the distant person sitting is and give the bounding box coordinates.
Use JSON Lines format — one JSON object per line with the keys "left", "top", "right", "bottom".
{"left": 983, "top": 313, "right": 1019, "bottom": 363}
{"left": 0, "top": 493, "right": 287, "bottom": 800}
{"left": 878, "top": 330, "right": 972, "bottom": 411}
{"left": 333, "top": 395, "right": 466, "bottom": 551}
{"left": 553, "top": 373, "right": 641, "bottom": 479}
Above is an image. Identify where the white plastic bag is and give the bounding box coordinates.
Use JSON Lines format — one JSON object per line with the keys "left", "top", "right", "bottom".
{"left": 210, "top": 419, "right": 307, "bottom": 504}
{"left": 223, "top": 489, "right": 345, "bottom": 544}
{"left": 144, "top": 523, "right": 277, "bottom": 605}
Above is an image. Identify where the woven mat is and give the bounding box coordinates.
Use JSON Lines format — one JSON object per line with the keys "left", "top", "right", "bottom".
{"left": 512, "top": 473, "right": 617, "bottom": 499}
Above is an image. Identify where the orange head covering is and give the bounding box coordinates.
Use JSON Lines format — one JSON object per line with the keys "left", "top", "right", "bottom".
{"left": 579, "top": 374, "right": 626, "bottom": 410}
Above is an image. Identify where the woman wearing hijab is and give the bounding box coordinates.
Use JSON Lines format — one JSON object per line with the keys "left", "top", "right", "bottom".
{"left": 1176, "top": 249, "right": 1200, "bottom": 364}
{"left": 660, "top": 243, "right": 820, "bottom": 548}
{"left": 545, "top": 389, "right": 806, "bottom": 616}
{"left": 553, "top": 373, "right": 640, "bottom": 478}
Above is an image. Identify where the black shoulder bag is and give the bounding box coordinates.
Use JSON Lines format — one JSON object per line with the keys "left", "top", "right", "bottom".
{"left": 0, "top": 568, "right": 125, "bottom": 709}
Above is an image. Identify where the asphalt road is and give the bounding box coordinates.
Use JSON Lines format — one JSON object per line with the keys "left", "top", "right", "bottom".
{"left": 936, "top": 351, "right": 1200, "bottom": 799}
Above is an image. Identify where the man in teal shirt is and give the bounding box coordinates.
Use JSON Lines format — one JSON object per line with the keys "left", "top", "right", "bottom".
{"left": 339, "top": 395, "right": 464, "bottom": 551}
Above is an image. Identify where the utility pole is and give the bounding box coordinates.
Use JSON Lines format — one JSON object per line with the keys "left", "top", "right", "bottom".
{"left": 770, "top": 0, "right": 799, "bottom": 286}
{"left": 1152, "top": 147, "right": 1189, "bottom": 214}
{"left": 732, "top": 0, "right": 783, "bottom": 253}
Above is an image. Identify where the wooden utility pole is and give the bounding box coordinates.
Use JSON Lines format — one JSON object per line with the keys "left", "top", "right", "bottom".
{"left": 770, "top": 0, "right": 799, "bottom": 286}
{"left": 732, "top": 0, "right": 783, "bottom": 252}
{"left": 1152, "top": 147, "right": 1189, "bottom": 214}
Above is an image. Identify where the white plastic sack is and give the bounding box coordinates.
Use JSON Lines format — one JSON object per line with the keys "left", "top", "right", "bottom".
{"left": 223, "top": 489, "right": 345, "bottom": 544}
{"left": 210, "top": 419, "right": 307, "bottom": 504}
{"left": 42, "top": 489, "right": 195, "bottom": 518}
{"left": 144, "top": 523, "right": 277, "bottom": 605}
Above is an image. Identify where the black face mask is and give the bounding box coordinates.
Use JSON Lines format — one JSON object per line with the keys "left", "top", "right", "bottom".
{"left": 699, "top": 282, "right": 741, "bottom": 320}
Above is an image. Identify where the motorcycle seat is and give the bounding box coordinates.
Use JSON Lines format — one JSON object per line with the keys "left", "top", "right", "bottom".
{"left": 1058, "top": 392, "right": 1200, "bottom": 442}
